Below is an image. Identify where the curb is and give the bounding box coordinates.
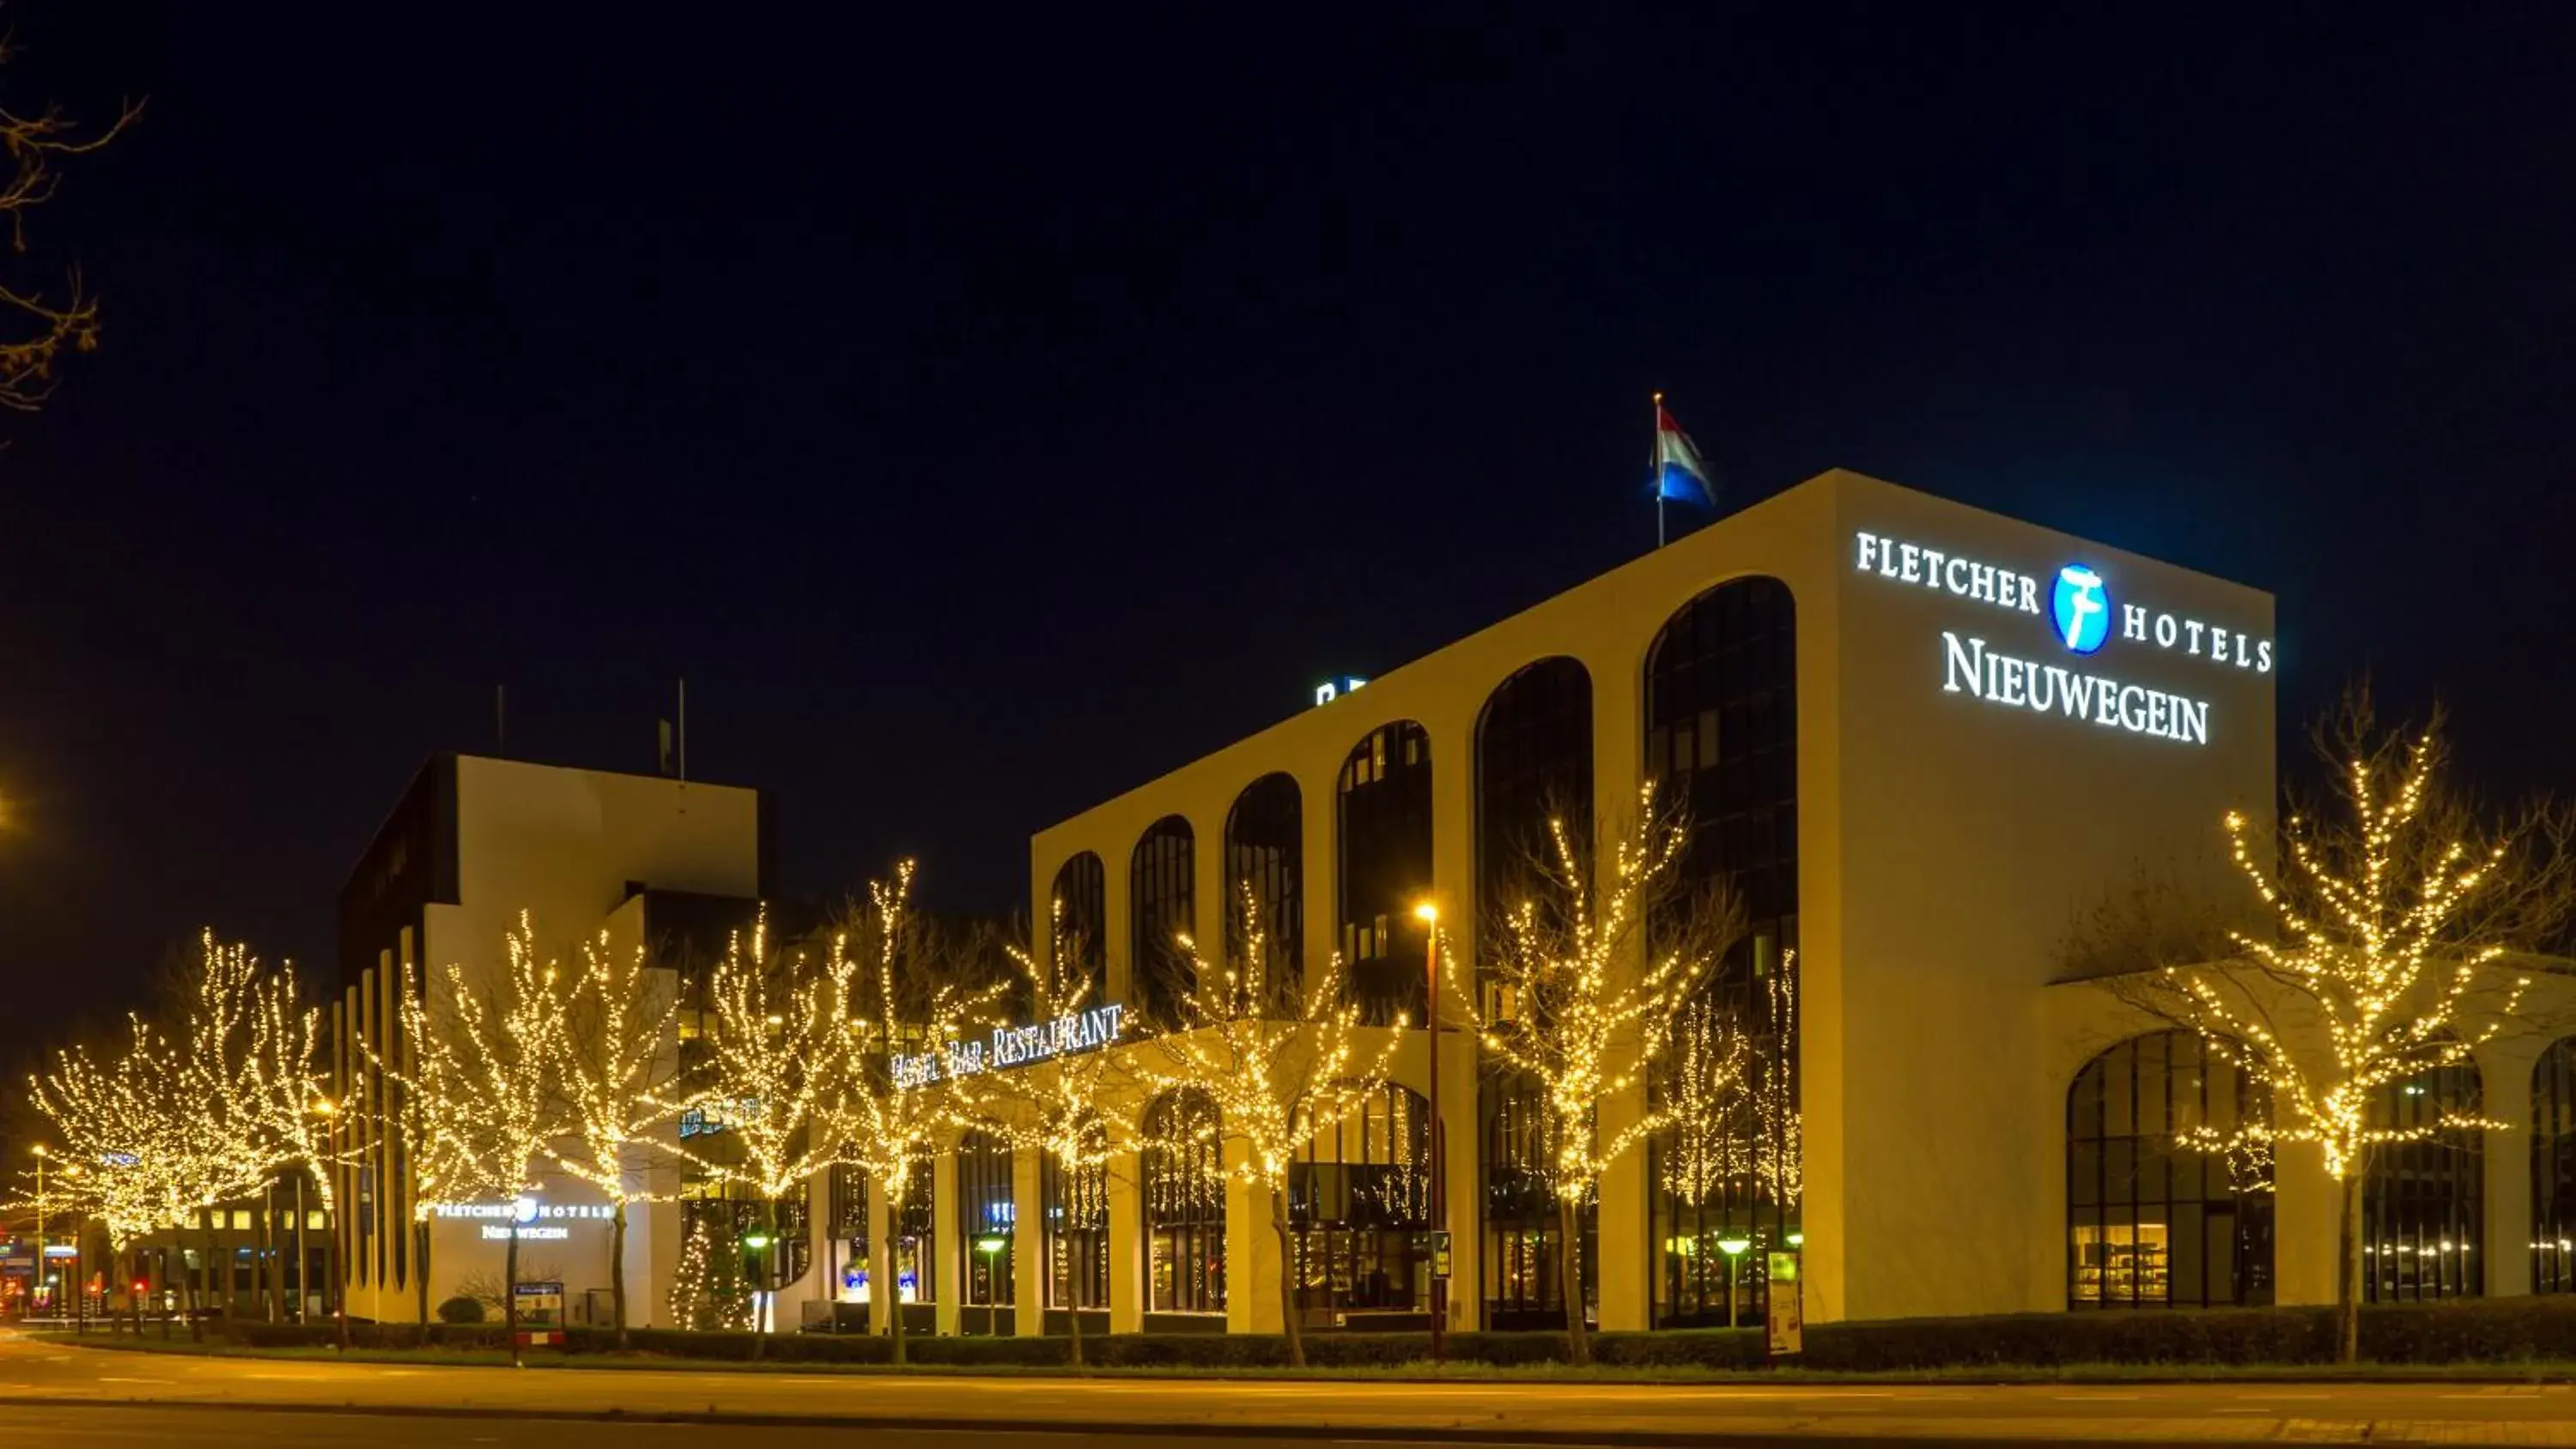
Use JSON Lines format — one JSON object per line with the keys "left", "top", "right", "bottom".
{"left": 0, "top": 1393, "right": 2324, "bottom": 1449}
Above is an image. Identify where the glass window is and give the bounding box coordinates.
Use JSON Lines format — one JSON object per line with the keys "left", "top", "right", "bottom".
{"left": 2536, "top": 1038, "right": 2576, "bottom": 1294}
{"left": 1338, "top": 722, "right": 1433, "bottom": 1026}
{"left": 957, "top": 1130, "right": 1016, "bottom": 1309}
{"left": 1224, "top": 773, "right": 1303, "bottom": 1003}
{"left": 1042, "top": 1132, "right": 1110, "bottom": 1313}
{"left": 2066, "top": 1031, "right": 2274, "bottom": 1308}
{"left": 2365, "top": 1058, "right": 2482, "bottom": 1301}
{"left": 1050, "top": 852, "right": 1109, "bottom": 1009}
{"left": 1644, "top": 578, "right": 1801, "bottom": 1328}
{"left": 1142, "top": 1088, "right": 1225, "bottom": 1313}
{"left": 1480, "top": 1065, "right": 1594, "bottom": 1330}
{"left": 1291, "top": 1083, "right": 1431, "bottom": 1324}
{"left": 1131, "top": 817, "right": 1195, "bottom": 1030}
{"left": 1475, "top": 658, "right": 1593, "bottom": 934}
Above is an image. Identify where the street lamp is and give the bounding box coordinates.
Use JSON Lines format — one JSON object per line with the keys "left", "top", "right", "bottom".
{"left": 1413, "top": 900, "right": 1448, "bottom": 1364}
{"left": 27, "top": 1145, "right": 45, "bottom": 1315}
{"left": 1716, "top": 1235, "right": 1753, "bottom": 1330}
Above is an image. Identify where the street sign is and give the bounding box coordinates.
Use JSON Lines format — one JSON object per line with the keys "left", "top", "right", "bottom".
{"left": 1765, "top": 1251, "right": 1803, "bottom": 1358}
{"left": 1418, "top": 1229, "right": 1453, "bottom": 1280}
{"left": 513, "top": 1279, "right": 564, "bottom": 1323}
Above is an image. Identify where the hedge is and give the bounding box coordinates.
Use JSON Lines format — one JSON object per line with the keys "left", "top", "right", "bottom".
{"left": 204, "top": 1296, "right": 2576, "bottom": 1370}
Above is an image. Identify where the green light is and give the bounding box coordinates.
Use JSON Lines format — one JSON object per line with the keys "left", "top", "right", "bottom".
{"left": 976, "top": 1235, "right": 1008, "bottom": 1254}
{"left": 1786, "top": 1232, "right": 1805, "bottom": 1248}
{"left": 742, "top": 1233, "right": 772, "bottom": 1250}
{"left": 1716, "top": 1236, "right": 1753, "bottom": 1258}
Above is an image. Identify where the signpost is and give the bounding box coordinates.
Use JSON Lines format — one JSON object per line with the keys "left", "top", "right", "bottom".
{"left": 1765, "top": 1251, "right": 1803, "bottom": 1361}
{"left": 513, "top": 1280, "right": 564, "bottom": 1348}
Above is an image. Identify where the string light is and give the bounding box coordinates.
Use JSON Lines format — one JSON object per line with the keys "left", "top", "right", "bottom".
{"left": 1139, "top": 880, "right": 1404, "bottom": 1368}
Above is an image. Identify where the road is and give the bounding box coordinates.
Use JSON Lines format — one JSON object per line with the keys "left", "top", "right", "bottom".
{"left": 3, "top": 1329, "right": 2576, "bottom": 1445}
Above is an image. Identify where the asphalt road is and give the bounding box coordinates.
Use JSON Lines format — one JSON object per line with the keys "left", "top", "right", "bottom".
{"left": 4, "top": 1329, "right": 2576, "bottom": 1445}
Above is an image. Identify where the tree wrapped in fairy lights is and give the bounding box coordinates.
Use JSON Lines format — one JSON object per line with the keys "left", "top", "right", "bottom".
{"left": 691, "top": 907, "right": 859, "bottom": 1357}
{"left": 2105, "top": 686, "right": 2576, "bottom": 1362}
{"left": 1145, "top": 882, "right": 1404, "bottom": 1368}
{"left": 970, "top": 900, "right": 1130, "bottom": 1365}
{"left": 830, "top": 861, "right": 1005, "bottom": 1366}
{"left": 543, "top": 931, "right": 702, "bottom": 1349}
{"left": 1461, "top": 780, "right": 1745, "bottom": 1366}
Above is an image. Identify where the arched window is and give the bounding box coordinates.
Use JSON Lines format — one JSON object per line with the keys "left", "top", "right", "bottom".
{"left": 1142, "top": 1088, "right": 1225, "bottom": 1314}
{"left": 1131, "top": 817, "right": 1195, "bottom": 1029}
{"left": 2535, "top": 1039, "right": 2576, "bottom": 1293}
{"left": 1050, "top": 852, "right": 1109, "bottom": 1007}
{"left": 889, "top": 1159, "right": 936, "bottom": 1309}
{"left": 2365, "top": 1058, "right": 2483, "bottom": 1301}
{"left": 1042, "top": 1130, "right": 1110, "bottom": 1319}
{"left": 1473, "top": 658, "right": 1593, "bottom": 1334}
{"left": 957, "top": 1130, "right": 1016, "bottom": 1328}
{"left": 1643, "top": 577, "right": 1801, "bottom": 1327}
{"left": 828, "top": 1163, "right": 868, "bottom": 1302}
{"left": 1224, "top": 773, "right": 1303, "bottom": 1000}
{"left": 1475, "top": 658, "right": 1593, "bottom": 927}
{"left": 1339, "top": 721, "right": 1433, "bottom": 1026}
{"left": 2066, "top": 1031, "right": 2275, "bottom": 1308}
{"left": 1290, "top": 1082, "right": 1431, "bottom": 1324}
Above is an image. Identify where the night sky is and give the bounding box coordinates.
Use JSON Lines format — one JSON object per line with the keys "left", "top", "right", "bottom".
{"left": 1, "top": 4, "right": 2571, "bottom": 1064}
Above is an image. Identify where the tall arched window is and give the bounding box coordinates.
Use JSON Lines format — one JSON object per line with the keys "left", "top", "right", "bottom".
{"left": 1643, "top": 577, "right": 1800, "bottom": 1327}
{"left": 2536, "top": 1039, "right": 2576, "bottom": 1294}
{"left": 1050, "top": 852, "right": 1109, "bottom": 1007}
{"left": 957, "top": 1130, "right": 1016, "bottom": 1329}
{"left": 1224, "top": 773, "right": 1303, "bottom": 1001}
{"left": 2365, "top": 1058, "right": 2483, "bottom": 1301}
{"left": 1473, "top": 657, "right": 1593, "bottom": 1333}
{"left": 1290, "top": 1082, "right": 1431, "bottom": 1325}
{"left": 2066, "top": 1031, "right": 2275, "bottom": 1308}
{"left": 1339, "top": 721, "right": 1433, "bottom": 1026}
{"left": 1042, "top": 1130, "right": 1109, "bottom": 1319}
{"left": 1143, "top": 1088, "right": 1225, "bottom": 1314}
{"left": 1475, "top": 658, "right": 1594, "bottom": 925}
{"left": 1131, "top": 817, "right": 1195, "bottom": 1029}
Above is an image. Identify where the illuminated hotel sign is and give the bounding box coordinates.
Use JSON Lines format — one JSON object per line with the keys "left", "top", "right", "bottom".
{"left": 1852, "top": 530, "right": 2271, "bottom": 747}
{"left": 429, "top": 1196, "right": 608, "bottom": 1242}
{"left": 891, "top": 1002, "right": 1127, "bottom": 1088}
{"left": 1313, "top": 676, "right": 1369, "bottom": 706}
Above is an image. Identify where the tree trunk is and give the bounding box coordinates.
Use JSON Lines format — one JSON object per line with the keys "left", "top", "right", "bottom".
{"left": 611, "top": 1199, "right": 630, "bottom": 1350}
{"left": 259, "top": 1191, "right": 276, "bottom": 1323}
{"left": 159, "top": 1246, "right": 173, "bottom": 1339}
{"left": 1066, "top": 1259, "right": 1086, "bottom": 1368}
{"left": 505, "top": 1223, "right": 522, "bottom": 1367}
{"left": 750, "top": 1198, "right": 773, "bottom": 1361}
{"left": 1558, "top": 1194, "right": 1591, "bottom": 1367}
{"left": 2337, "top": 1171, "right": 2363, "bottom": 1364}
{"left": 415, "top": 1219, "right": 431, "bottom": 1331}
{"left": 887, "top": 1195, "right": 908, "bottom": 1367}
{"left": 1271, "top": 1187, "right": 1305, "bottom": 1367}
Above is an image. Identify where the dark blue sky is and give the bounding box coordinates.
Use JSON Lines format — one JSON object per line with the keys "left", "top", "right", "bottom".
{"left": 1, "top": 3, "right": 2571, "bottom": 1058}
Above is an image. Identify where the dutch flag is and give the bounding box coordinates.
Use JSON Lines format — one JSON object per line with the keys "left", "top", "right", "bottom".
{"left": 1653, "top": 399, "right": 1715, "bottom": 509}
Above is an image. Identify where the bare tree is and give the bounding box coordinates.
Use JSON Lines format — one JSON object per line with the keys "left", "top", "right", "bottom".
{"left": 0, "top": 35, "right": 140, "bottom": 410}
{"left": 1460, "top": 780, "right": 1746, "bottom": 1366}
{"left": 2092, "top": 684, "right": 2576, "bottom": 1362}
{"left": 1144, "top": 882, "right": 1403, "bottom": 1367}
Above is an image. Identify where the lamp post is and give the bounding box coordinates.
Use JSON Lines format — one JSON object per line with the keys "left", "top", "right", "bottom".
{"left": 1716, "top": 1235, "right": 1753, "bottom": 1330}
{"left": 1413, "top": 901, "right": 1447, "bottom": 1364}
{"left": 28, "top": 1145, "right": 45, "bottom": 1318}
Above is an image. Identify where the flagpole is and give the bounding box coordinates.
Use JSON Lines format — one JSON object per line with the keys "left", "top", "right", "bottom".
{"left": 1652, "top": 391, "right": 1666, "bottom": 549}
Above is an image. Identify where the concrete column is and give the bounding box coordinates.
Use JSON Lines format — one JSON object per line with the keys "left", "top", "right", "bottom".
{"left": 1011, "top": 1145, "right": 1045, "bottom": 1334}
{"left": 1590, "top": 641, "right": 1648, "bottom": 1332}
{"left": 1107, "top": 1148, "right": 1145, "bottom": 1332}
{"left": 2482, "top": 1043, "right": 2537, "bottom": 1298}
{"left": 1428, "top": 712, "right": 1480, "bottom": 1327}
{"left": 1302, "top": 763, "right": 1337, "bottom": 991}
{"left": 1104, "top": 846, "right": 1136, "bottom": 1009}
{"left": 1194, "top": 809, "right": 1225, "bottom": 989}
{"left": 1224, "top": 1140, "right": 1279, "bottom": 1334}
{"left": 933, "top": 1149, "right": 962, "bottom": 1336}
{"left": 2272, "top": 1146, "right": 2341, "bottom": 1308}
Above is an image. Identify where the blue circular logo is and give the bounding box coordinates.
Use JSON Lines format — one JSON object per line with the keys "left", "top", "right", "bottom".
{"left": 2051, "top": 565, "right": 2110, "bottom": 654}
